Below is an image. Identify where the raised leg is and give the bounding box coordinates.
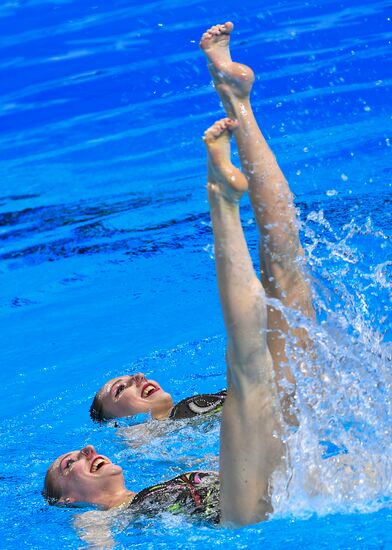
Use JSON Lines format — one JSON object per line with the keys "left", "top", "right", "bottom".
{"left": 200, "top": 23, "right": 315, "bottom": 419}
{"left": 204, "top": 118, "right": 284, "bottom": 526}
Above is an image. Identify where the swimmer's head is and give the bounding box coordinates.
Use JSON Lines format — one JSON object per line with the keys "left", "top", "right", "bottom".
{"left": 43, "top": 445, "right": 126, "bottom": 508}
{"left": 90, "top": 373, "right": 174, "bottom": 422}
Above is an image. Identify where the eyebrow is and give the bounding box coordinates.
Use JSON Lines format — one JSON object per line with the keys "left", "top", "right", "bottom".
{"left": 109, "top": 378, "right": 124, "bottom": 393}
{"left": 59, "top": 452, "right": 73, "bottom": 474}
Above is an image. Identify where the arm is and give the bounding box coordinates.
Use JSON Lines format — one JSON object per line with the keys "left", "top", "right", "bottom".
{"left": 73, "top": 510, "right": 116, "bottom": 548}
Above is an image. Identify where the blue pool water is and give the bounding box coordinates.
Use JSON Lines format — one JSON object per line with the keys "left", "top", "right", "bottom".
{"left": 1, "top": 0, "right": 391, "bottom": 547}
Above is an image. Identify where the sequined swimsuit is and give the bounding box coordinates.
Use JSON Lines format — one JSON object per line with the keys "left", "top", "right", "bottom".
{"left": 130, "top": 471, "right": 220, "bottom": 523}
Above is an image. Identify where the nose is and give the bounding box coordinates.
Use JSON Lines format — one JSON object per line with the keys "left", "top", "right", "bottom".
{"left": 130, "top": 373, "right": 146, "bottom": 387}
{"left": 80, "top": 445, "right": 96, "bottom": 459}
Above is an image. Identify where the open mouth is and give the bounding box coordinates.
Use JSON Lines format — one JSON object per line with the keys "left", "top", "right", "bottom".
{"left": 141, "top": 383, "right": 159, "bottom": 399}
{"left": 90, "top": 457, "right": 111, "bottom": 473}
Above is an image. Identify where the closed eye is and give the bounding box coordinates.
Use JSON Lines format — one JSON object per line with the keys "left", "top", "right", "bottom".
{"left": 61, "top": 455, "right": 77, "bottom": 472}
{"left": 65, "top": 458, "right": 76, "bottom": 469}
{"left": 115, "top": 383, "right": 126, "bottom": 399}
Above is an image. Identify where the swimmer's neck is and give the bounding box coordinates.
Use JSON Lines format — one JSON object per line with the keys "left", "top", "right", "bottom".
{"left": 150, "top": 396, "right": 175, "bottom": 420}
{"left": 103, "top": 489, "right": 136, "bottom": 510}
{"left": 151, "top": 404, "right": 173, "bottom": 420}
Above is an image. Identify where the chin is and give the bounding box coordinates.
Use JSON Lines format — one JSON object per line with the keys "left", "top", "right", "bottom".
{"left": 153, "top": 392, "right": 174, "bottom": 412}
{"left": 98, "top": 463, "right": 124, "bottom": 477}
{"left": 111, "top": 464, "right": 124, "bottom": 475}
{"left": 155, "top": 390, "right": 171, "bottom": 402}
{"left": 164, "top": 391, "right": 174, "bottom": 406}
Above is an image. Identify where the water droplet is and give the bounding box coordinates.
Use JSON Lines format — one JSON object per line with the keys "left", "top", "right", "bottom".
{"left": 203, "top": 244, "right": 215, "bottom": 260}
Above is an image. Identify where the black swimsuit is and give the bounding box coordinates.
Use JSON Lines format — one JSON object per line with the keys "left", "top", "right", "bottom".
{"left": 169, "top": 390, "right": 227, "bottom": 420}
{"left": 130, "top": 471, "right": 220, "bottom": 524}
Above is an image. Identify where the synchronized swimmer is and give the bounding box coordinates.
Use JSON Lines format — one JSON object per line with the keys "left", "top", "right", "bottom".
{"left": 90, "top": 372, "right": 227, "bottom": 422}
{"left": 44, "top": 21, "right": 315, "bottom": 527}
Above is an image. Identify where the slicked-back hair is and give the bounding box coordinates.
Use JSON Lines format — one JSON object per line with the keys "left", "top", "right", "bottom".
{"left": 43, "top": 466, "right": 62, "bottom": 505}
{"left": 89, "top": 393, "right": 109, "bottom": 423}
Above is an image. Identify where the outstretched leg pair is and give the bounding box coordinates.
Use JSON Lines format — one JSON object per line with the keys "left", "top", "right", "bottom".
{"left": 200, "top": 23, "right": 314, "bottom": 526}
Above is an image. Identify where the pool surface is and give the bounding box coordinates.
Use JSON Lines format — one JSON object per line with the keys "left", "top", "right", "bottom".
{"left": 1, "top": 0, "right": 391, "bottom": 547}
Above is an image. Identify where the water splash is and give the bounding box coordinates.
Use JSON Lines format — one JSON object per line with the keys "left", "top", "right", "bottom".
{"left": 271, "top": 209, "right": 392, "bottom": 517}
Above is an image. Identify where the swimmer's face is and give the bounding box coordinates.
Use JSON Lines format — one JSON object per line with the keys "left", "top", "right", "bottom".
{"left": 45, "top": 445, "right": 124, "bottom": 507}
{"left": 97, "top": 373, "right": 174, "bottom": 420}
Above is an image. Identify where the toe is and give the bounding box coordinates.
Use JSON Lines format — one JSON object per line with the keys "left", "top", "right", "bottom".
{"left": 227, "top": 118, "right": 238, "bottom": 128}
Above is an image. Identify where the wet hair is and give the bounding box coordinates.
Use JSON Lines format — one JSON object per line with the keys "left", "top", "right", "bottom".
{"left": 43, "top": 465, "right": 62, "bottom": 505}
{"left": 89, "top": 392, "right": 109, "bottom": 423}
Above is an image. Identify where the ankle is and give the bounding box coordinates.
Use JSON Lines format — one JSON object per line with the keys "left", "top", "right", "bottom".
{"left": 208, "top": 182, "right": 242, "bottom": 207}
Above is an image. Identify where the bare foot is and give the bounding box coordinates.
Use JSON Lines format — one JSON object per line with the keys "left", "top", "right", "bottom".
{"left": 199, "top": 22, "right": 254, "bottom": 100}
{"left": 199, "top": 22, "right": 234, "bottom": 66}
{"left": 203, "top": 118, "right": 248, "bottom": 203}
